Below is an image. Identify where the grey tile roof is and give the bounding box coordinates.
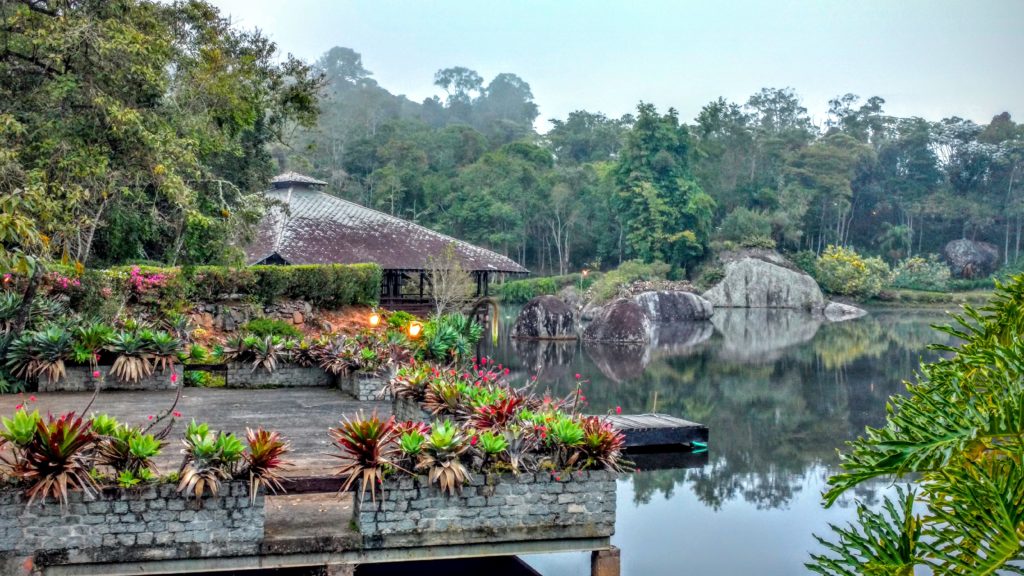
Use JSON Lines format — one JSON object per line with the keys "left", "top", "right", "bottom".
{"left": 244, "top": 185, "right": 529, "bottom": 274}
{"left": 270, "top": 172, "right": 327, "bottom": 188}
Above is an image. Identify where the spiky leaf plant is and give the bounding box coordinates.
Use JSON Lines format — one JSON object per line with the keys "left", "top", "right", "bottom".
{"left": 579, "top": 416, "right": 627, "bottom": 472}
{"left": 19, "top": 412, "right": 99, "bottom": 507}
{"left": 146, "top": 331, "right": 182, "bottom": 373}
{"left": 177, "top": 421, "right": 244, "bottom": 500}
{"left": 417, "top": 419, "right": 471, "bottom": 496}
{"left": 107, "top": 331, "right": 154, "bottom": 383}
{"left": 243, "top": 427, "right": 291, "bottom": 504}
{"left": 329, "top": 411, "right": 398, "bottom": 503}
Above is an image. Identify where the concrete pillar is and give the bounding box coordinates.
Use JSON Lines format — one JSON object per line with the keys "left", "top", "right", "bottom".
{"left": 591, "top": 546, "right": 621, "bottom": 576}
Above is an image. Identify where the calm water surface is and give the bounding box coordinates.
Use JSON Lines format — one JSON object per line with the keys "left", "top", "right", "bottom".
{"left": 478, "top": 306, "right": 957, "bottom": 576}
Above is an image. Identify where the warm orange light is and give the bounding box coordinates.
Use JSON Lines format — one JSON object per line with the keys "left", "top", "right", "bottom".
{"left": 582, "top": 269, "right": 589, "bottom": 277}
{"left": 408, "top": 321, "right": 423, "bottom": 338}
{"left": 369, "top": 313, "right": 381, "bottom": 327}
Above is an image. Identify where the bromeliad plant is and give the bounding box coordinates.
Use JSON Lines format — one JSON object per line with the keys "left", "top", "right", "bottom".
{"left": 10, "top": 411, "right": 99, "bottom": 507}
{"left": 330, "top": 411, "right": 399, "bottom": 503}
{"left": 243, "top": 427, "right": 291, "bottom": 504}
{"left": 417, "top": 419, "right": 471, "bottom": 496}
{"left": 177, "top": 420, "right": 245, "bottom": 500}
{"left": 92, "top": 413, "right": 164, "bottom": 487}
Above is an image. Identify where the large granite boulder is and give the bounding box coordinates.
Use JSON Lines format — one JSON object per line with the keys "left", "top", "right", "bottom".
{"left": 582, "top": 298, "right": 653, "bottom": 343}
{"left": 823, "top": 301, "right": 868, "bottom": 322}
{"left": 633, "top": 290, "right": 714, "bottom": 322}
{"left": 702, "top": 253, "right": 826, "bottom": 309}
{"left": 512, "top": 295, "right": 577, "bottom": 340}
{"left": 943, "top": 239, "right": 999, "bottom": 278}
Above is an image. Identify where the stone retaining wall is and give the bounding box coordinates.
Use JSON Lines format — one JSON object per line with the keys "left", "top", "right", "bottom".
{"left": 342, "top": 372, "right": 393, "bottom": 401}
{"left": 392, "top": 397, "right": 432, "bottom": 423}
{"left": 355, "top": 470, "right": 617, "bottom": 548}
{"left": 225, "top": 363, "right": 334, "bottom": 388}
{"left": 39, "top": 365, "right": 184, "bottom": 393}
{"left": 0, "top": 481, "right": 263, "bottom": 570}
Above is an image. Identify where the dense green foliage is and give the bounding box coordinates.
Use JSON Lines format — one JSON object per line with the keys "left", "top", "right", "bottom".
{"left": 497, "top": 272, "right": 598, "bottom": 304}
{"left": 890, "top": 255, "right": 952, "bottom": 292}
{"left": 0, "top": 0, "right": 322, "bottom": 267}
{"left": 241, "top": 318, "right": 303, "bottom": 340}
{"left": 809, "top": 276, "right": 1024, "bottom": 574}
{"left": 282, "top": 51, "right": 1024, "bottom": 278}
{"left": 588, "top": 260, "right": 672, "bottom": 303}
{"left": 814, "top": 245, "right": 891, "bottom": 300}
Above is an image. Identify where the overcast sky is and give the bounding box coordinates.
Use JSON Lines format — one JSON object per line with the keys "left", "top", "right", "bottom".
{"left": 208, "top": 0, "right": 1023, "bottom": 132}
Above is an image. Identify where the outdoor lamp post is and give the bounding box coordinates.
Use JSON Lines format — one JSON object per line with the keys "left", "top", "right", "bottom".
{"left": 580, "top": 269, "right": 589, "bottom": 293}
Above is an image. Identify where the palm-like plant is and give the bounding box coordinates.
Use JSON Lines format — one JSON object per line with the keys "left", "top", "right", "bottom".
{"left": 329, "top": 411, "right": 398, "bottom": 503}
{"left": 107, "top": 331, "right": 154, "bottom": 383}
{"left": 417, "top": 419, "right": 471, "bottom": 496}
{"left": 147, "top": 331, "right": 182, "bottom": 373}
{"left": 809, "top": 276, "right": 1024, "bottom": 575}
{"left": 19, "top": 412, "right": 99, "bottom": 507}
{"left": 243, "top": 427, "right": 291, "bottom": 504}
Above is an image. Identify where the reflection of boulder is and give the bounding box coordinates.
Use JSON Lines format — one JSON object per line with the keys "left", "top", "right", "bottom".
{"left": 512, "top": 295, "right": 577, "bottom": 340}
{"left": 583, "top": 341, "right": 650, "bottom": 383}
{"left": 651, "top": 321, "right": 714, "bottom": 354}
{"left": 712, "top": 308, "right": 822, "bottom": 363}
{"left": 511, "top": 338, "right": 576, "bottom": 380}
{"left": 582, "top": 298, "right": 653, "bottom": 343}
{"left": 822, "top": 301, "right": 867, "bottom": 322}
{"left": 633, "top": 291, "right": 714, "bottom": 322}
{"left": 944, "top": 239, "right": 999, "bottom": 278}
{"left": 702, "top": 253, "right": 825, "bottom": 309}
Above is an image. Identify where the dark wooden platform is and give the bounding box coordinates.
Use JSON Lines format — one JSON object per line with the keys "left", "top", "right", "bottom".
{"left": 605, "top": 413, "right": 708, "bottom": 449}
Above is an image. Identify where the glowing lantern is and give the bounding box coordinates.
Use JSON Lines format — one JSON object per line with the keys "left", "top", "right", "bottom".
{"left": 408, "top": 321, "right": 423, "bottom": 339}
{"left": 369, "top": 312, "right": 381, "bottom": 327}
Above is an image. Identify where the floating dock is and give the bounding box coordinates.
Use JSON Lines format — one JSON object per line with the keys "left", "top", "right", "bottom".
{"left": 605, "top": 412, "right": 709, "bottom": 449}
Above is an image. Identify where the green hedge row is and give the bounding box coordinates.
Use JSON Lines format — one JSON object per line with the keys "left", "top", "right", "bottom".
{"left": 64, "top": 263, "right": 381, "bottom": 315}
{"left": 497, "top": 272, "right": 598, "bottom": 304}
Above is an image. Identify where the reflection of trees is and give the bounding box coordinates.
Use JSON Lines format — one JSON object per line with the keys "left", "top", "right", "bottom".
{"left": 485, "top": 306, "right": 956, "bottom": 511}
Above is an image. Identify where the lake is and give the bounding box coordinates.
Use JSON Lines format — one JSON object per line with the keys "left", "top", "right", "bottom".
{"left": 480, "top": 306, "right": 957, "bottom": 576}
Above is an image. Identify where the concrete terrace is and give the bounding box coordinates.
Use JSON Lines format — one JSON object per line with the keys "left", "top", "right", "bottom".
{"left": 0, "top": 387, "right": 389, "bottom": 477}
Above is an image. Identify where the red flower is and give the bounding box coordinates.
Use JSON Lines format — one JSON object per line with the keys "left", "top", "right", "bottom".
{"left": 554, "top": 475, "right": 561, "bottom": 481}
{"left": 470, "top": 436, "right": 478, "bottom": 446}
{"left": 28, "top": 395, "right": 36, "bottom": 402}
{"left": 172, "top": 411, "right": 182, "bottom": 418}
{"left": 480, "top": 358, "right": 487, "bottom": 365}
{"left": 504, "top": 368, "right": 510, "bottom": 375}
{"left": 14, "top": 404, "right": 22, "bottom": 410}
{"left": 147, "top": 415, "right": 154, "bottom": 421}
{"left": 170, "top": 373, "right": 178, "bottom": 383}
{"left": 530, "top": 375, "right": 537, "bottom": 381}
{"left": 615, "top": 406, "right": 622, "bottom": 414}
{"left": 575, "top": 373, "right": 581, "bottom": 379}
{"left": 92, "top": 370, "right": 100, "bottom": 379}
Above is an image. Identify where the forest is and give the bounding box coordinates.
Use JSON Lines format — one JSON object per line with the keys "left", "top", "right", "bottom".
{"left": 281, "top": 46, "right": 1024, "bottom": 279}
{"left": 1, "top": 1, "right": 1022, "bottom": 282}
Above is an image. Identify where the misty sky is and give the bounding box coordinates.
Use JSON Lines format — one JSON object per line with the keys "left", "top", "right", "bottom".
{"left": 208, "top": 0, "right": 1023, "bottom": 132}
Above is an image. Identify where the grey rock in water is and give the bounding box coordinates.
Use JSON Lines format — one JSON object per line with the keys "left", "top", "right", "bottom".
{"left": 943, "top": 239, "right": 999, "bottom": 279}
{"left": 633, "top": 290, "right": 714, "bottom": 322}
{"left": 582, "top": 298, "right": 653, "bottom": 343}
{"left": 712, "top": 308, "right": 822, "bottom": 363}
{"left": 511, "top": 295, "right": 577, "bottom": 340}
{"left": 702, "top": 254, "right": 826, "bottom": 309}
{"left": 823, "top": 301, "right": 868, "bottom": 322}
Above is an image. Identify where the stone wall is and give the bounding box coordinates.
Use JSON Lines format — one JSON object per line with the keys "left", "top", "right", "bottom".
{"left": 192, "top": 299, "right": 315, "bottom": 332}
{"left": 225, "top": 363, "right": 335, "bottom": 388}
{"left": 341, "top": 371, "right": 393, "bottom": 402}
{"left": 39, "top": 364, "right": 184, "bottom": 393}
{"left": 0, "top": 481, "right": 263, "bottom": 570}
{"left": 354, "top": 470, "right": 617, "bottom": 548}
{"left": 392, "top": 397, "right": 432, "bottom": 423}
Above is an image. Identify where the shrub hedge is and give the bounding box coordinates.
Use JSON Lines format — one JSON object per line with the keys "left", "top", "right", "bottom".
{"left": 497, "top": 272, "right": 598, "bottom": 304}
{"left": 64, "top": 263, "right": 381, "bottom": 315}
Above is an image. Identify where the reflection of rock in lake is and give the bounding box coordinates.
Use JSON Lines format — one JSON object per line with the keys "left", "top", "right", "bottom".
{"left": 511, "top": 338, "right": 576, "bottom": 380}
{"left": 584, "top": 341, "right": 650, "bottom": 383}
{"left": 651, "top": 321, "right": 714, "bottom": 354}
{"left": 712, "top": 308, "right": 822, "bottom": 363}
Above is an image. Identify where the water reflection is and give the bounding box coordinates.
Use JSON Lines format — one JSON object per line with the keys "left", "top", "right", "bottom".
{"left": 489, "top": 307, "right": 956, "bottom": 575}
